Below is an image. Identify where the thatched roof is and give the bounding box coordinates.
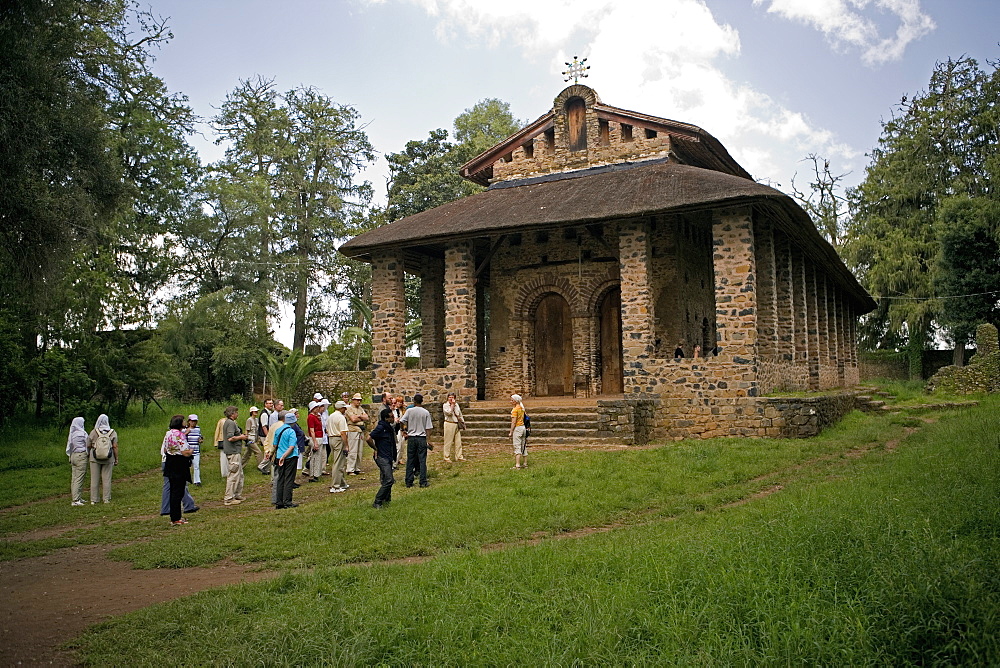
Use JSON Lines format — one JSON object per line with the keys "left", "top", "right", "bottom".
{"left": 340, "top": 159, "right": 875, "bottom": 310}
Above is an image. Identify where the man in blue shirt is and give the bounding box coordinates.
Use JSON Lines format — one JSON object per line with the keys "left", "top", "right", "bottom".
{"left": 273, "top": 412, "right": 300, "bottom": 509}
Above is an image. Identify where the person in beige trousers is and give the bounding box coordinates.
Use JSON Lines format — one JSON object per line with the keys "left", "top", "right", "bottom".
{"left": 66, "top": 417, "right": 88, "bottom": 506}
{"left": 442, "top": 392, "right": 465, "bottom": 462}
{"left": 87, "top": 414, "right": 118, "bottom": 503}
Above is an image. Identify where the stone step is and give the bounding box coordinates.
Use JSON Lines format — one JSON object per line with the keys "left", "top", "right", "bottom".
{"left": 461, "top": 436, "right": 627, "bottom": 447}
{"left": 462, "top": 427, "right": 602, "bottom": 438}
{"left": 461, "top": 413, "right": 600, "bottom": 424}
{"left": 465, "top": 415, "right": 598, "bottom": 429}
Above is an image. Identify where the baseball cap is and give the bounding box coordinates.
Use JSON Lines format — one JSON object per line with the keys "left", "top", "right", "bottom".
{"left": 188, "top": 414, "right": 198, "bottom": 421}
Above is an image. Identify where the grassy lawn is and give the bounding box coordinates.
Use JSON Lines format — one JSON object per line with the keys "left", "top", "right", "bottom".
{"left": 4, "top": 391, "right": 999, "bottom": 664}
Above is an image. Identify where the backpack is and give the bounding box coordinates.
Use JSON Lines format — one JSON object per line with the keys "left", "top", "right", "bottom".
{"left": 93, "top": 430, "right": 113, "bottom": 460}
{"left": 523, "top": 413, "right": 531, "bottom": 438}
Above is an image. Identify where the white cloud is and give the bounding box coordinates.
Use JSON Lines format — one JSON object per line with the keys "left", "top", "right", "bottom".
{"left": 753, "top": 0, "right": 935, "bottom": 64}
{"left": 368, "top": 0, "right": 863, "bottom": 188}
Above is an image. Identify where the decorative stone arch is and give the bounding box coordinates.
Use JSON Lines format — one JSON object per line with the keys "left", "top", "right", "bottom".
{"left": 586, "top": 278, "right": 624, "bottom": 395}
{"left": 514, "top": 275, "right": 582, "bottom": 320}
{"left": 512, "top": 276, "right": 583, "bottom": 397}
{"left": 553, "top": 84, "right": 601, "bottom": 112}
{"left": 586, "top": 278, "right": 623, "bottom": 316}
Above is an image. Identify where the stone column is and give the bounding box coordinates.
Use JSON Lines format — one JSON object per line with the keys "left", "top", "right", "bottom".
{"left": 419, "top": 255, "right": 446, "bottom": 368}
{"left": 791, "top": 245, "right": 810, "bottom": 387}
{"left": 835, "top": 288, "right": 846, "bottom": 386}
{"left": 370, "top": 249, "right": 406, "bottom": 387}
{"left": 817, "top": 275, "right": 831, "bottom": 388}
{"left": 806, "top": 265, "right": 820, "bottom": 390}
{"left": 444, "top": 240, "right": 477, "bottom": 389}
{"left": 619, "top": 218, "right": 655, "bottom": 395}
{"left": 755, "top": 219, "right": 778, "bottom": 361}
{"left": 712, "top": 207, "right": 757, "bottom": 363}
{"left": 774, "top": 232, "right": 795, "bottom": 362}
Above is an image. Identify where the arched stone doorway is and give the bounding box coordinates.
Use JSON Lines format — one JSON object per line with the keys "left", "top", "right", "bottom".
{"left": 598, "top": 287, "right": 623, "bottom": 394}
{"left": 534, "top": 293, "right": 573, "bottom": 396}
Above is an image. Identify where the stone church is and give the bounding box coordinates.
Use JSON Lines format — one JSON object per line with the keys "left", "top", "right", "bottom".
{"left": 339, "top": 85, "right": 875, "bottom": 440}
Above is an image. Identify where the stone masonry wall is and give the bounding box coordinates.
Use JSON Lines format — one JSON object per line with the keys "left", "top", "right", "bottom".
{"left": 485, "top": 226, "right": 619, "bottom": 399}
{"left": 492, "top": 85, "right": 673, "bottom": 184}
{"left": 370, "top": 250, "right": 406, "bottom": 388}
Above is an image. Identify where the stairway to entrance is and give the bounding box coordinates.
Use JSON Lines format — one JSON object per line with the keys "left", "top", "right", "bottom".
{"left": 459, "top": 397, "right": 629, "bottom": 447}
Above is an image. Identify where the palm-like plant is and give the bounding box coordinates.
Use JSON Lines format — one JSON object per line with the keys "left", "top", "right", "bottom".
{"left": 262, "top": 350, "right": 323, "bottom": 402}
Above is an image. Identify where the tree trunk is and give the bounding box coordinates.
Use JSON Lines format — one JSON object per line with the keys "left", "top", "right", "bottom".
{"left": 952, "top": 345, "right": 965, "bottom": 367}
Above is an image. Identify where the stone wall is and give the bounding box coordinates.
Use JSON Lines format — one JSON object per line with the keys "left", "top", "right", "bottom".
{"left": 293, "top": 371, "right": 372, "bottom": 406}
{"left": 594, "top": 399, "right": 659, "bottom": 445}
{"left": 492, "top": 85, "right": 673, "bottom": 184}
{"left": 485, "top": 224, "right": 620, "bottom": 399}
{"left": 927, "top": 324, "right": 1000, "bottom": 394}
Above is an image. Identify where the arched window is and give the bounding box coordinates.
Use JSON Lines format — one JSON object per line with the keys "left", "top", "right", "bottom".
{"left": 565, "top": 97, "right": 587, "bottom": 152}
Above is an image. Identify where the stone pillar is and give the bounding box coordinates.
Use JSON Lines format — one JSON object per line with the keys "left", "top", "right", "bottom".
{"left": 619, "top": 219, "right": 655, "bottom": 395}
{"left": 817, "top": 275, "right": 831, "bottom": 388}
{"left": 419, "top": 255, "right": 446, "bottom": 368}
{"left": 712, "top": 207, "right": 757, "bottom": 363}
{"left": 806, "top": 265, "right": 820, "bottom": 390}
{"left": 791, "top": 245, "right": 810, "bottom": 387}
{"left": 444, "top": 240, "right": 477, "bottom": 388}
{"left": 370, "top": 249, "right": 406, "bottom": 387}
{"left": 775, "top": 232, "right": 795, "bottom": 363}
{"left": 755, "top": 219, "right": 778, "bottom": 360}
{"left": 835, "top": 288, "right": 846, "bottom": 386}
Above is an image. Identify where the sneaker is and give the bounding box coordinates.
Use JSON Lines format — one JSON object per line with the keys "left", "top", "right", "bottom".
{"left": 71, "top": 500, "right": 85, "bottom": 507}
{"left": 224, "top": 499, "right": 242, "bottom": 506}
{"left": 443, "top": 458, "right": 452, "bottom": 463}
{"left": 171, "top": 519, "right": 188, "bottom": 525}
{"left": 187, "top": 506, "right": 200, "bottom": 513}
{"left": 341, "top": 483, "right": 350, "bottom": 489}
{"left": 330, "top": 486, "right": 346, "bottom": 493}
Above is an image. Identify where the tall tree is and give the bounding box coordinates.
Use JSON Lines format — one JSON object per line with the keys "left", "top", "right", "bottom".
{"left": 0, "top": 0, "right": 198, "bottom": 420}
{"left": 844, "top": 56, "right": 999, "bottom": 377}
{"left": 272, "top": 87, "right": 374, "bottom": 352}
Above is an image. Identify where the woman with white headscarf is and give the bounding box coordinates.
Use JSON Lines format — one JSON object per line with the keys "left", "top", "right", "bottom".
{"left": 508, "top": 394, "right": 528, "bottom": 469}
{"left": 66, "top": 417, "right": 88, "bottom": 506}
{"left": 87, "top": 414, "right": 118, "bottom": 504}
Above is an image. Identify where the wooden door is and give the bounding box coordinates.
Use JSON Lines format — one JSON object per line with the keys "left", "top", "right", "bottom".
{"left": 534, "top": 293, "right": 573, "bottom": 396}
{"left": 599, "top": 288, "right": 623, "bottom": 394}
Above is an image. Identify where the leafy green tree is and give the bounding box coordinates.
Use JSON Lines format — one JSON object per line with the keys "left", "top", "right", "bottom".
{"left": 845, "top": 56, "right": 999, "bottom": 377}
{"left": 158, "top": 289, "right": 281, "bottom": 401}
{"left": 0, "top": 0, "right": 198, "bottom": 420}
{"left": 934, "top": 197, "right": 1000, "bottom": 364}
{"left": 261, "top": 350, "right": 323, "bottom": 402}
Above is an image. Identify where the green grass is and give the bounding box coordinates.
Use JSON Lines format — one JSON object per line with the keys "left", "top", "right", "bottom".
{"left": 66, "top": 397, "right": 1000, "bottom": 665}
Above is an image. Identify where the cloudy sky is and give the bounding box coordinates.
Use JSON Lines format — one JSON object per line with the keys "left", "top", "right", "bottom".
{"left": 145, "top": 0, "right": 996, "bottom": 345}
{"left": 148, "top": 0, "right": 998, "bottom": 197}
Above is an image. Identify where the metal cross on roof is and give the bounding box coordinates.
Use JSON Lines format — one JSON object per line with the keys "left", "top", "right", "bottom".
{"left": 562, "top": 56, "right": 590, "bottom": 84}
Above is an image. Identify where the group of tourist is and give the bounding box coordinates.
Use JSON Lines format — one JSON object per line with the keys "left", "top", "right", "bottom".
{"left": 67, "top": 391, "right": 532, "bottom": 523}
{"left": 65, "top": 414, "right": 118, "bottom": 506}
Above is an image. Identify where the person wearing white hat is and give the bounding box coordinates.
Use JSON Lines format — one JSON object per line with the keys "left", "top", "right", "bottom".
{"left": 345, "top": 393, "right": 369, "bottom": 475}
{"left": 318, "top": 397, "right": 331, "bottom": 475}
{"left": 243, "top": 406, "right": 266, "bottom": 474}
{"left": 509, "top": 394, "right": 528, "bottom": 469}
{"left": 306, "top": 400, "right": 326, "bottom": 482}
{"left": 327, "top": 400, "right": 350, "bottom": 493}
{"left": 184, "top": 414, "right": 204, "bottom": 485}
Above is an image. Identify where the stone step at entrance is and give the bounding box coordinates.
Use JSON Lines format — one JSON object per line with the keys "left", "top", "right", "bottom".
{"left": 458, "top": 396, "right": 631, "bottom": 447}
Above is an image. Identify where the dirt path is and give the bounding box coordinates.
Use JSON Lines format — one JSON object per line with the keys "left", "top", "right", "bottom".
{"left": 0, "top": 544, "right": 275, "bottom": 667}
{"left": 0, "top": 434, "right": 916, "bottom": 666}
